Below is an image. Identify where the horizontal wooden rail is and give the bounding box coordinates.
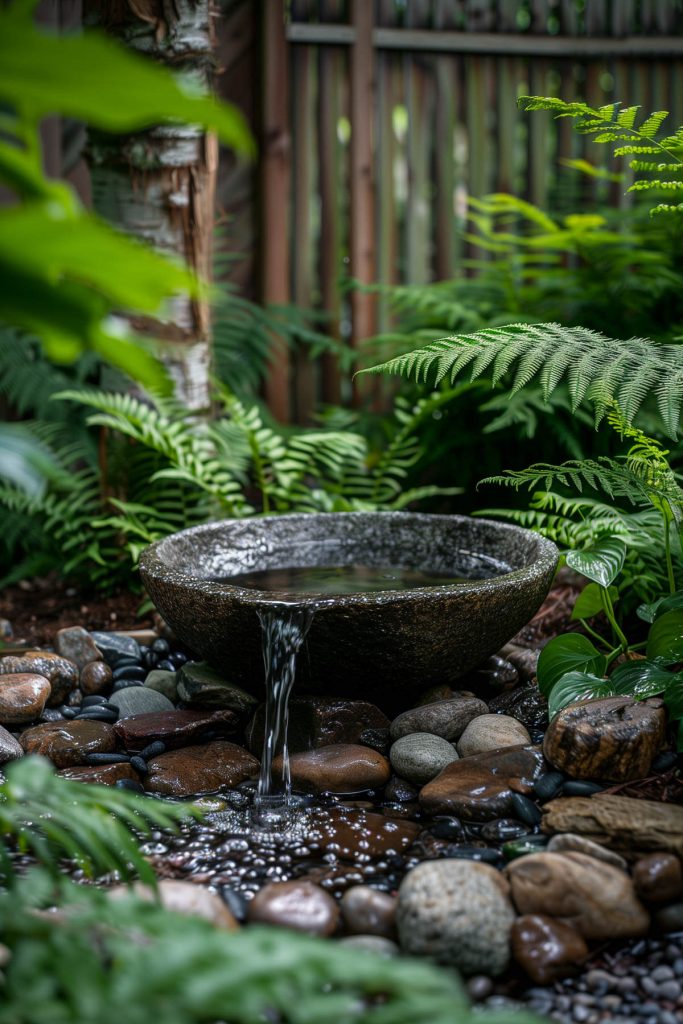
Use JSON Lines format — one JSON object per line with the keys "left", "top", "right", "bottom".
{"left": 287, "top": 23, "right": 683, "bottom": 58}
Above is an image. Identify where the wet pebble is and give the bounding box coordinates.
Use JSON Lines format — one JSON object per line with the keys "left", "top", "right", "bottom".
{"left": 509, "top": 792, "right": 542, "bottom": 828}
{"left": 248, "top": 880, "right": 340, "bottom": 936}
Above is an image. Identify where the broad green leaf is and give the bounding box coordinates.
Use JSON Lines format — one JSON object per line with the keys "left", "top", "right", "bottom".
{"left": 565, "top": 537, "right": 626, "bottom": 587}
{"left": 637, "top": 589, "right": 683, "bottom": 624}
{"left": 537, "top": 634, "right": 607, "bottom": 695}
{"left": 548, "top": 671, "right": 613, "bottom": 718}
{"left": 608, "top": 659, "right": 675, "bottom": 697}
{"left": 571, "top": 582, "right": 618, "bottom": 621}
{"left": 0, "top": 424, "right": 62, "bottom": 497}
{"left": 647, "top": 609, "right": 683, "bottom": 666}
{"left": 668, "top": 681, "right": 683, "bottom": 720}
{"left": 0, "top": 6, "right": 254, "bottom": 156}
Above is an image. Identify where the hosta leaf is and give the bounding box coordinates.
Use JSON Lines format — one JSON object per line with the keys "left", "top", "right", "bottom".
{"left": 571, "top": 582, "right": 618, "bottom": 621}
{"left": 647, "top": 610, "right": 683, "bottom": 665}
{"left": 608, "top": 659, "right": 676, "bottom": 698}
{"left": 666, "top": 680, "right": 683, "bottom": 720}
{"left": 565, "top": 537, "right": 626, "bottom": 587}
{"left": 537, "top": 634, "right": 607, "bottom": 695}
{"left": 548, "top": 671, "right": 613, "bottom": 719}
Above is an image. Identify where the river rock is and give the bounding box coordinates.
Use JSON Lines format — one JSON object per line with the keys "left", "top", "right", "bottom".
{"left": 654, "top": 901, "right": 683, "bottom": 933}
{"left": 547, "top": 832, "right": 628, "bottom": 870}
{"left": 144, "top": 741, "right": 258, "bottom": 797}
{"left": 109, "top": 880, "right": 238, "bottom": 930}
{"left": 0, "top": 724, "right": 23, "bottom": 764}
{"left": 390, "top": 696, "right": 489, "bottom": 742}
{"left": 79, "top": 661, "right": 113, "bottom": 696}
{"left": 0, "top": 653, "right": 78, "bottom": 706}
{"left": 543, "top": 695, "right": 666, "bottom": 782}
{"left": 511, "top": 914, "right": 588, "bottom": 984}
{"left": 420, "top": 744, "right": 545, "bottom": 820}
{"left": 20, "top": 720, "right": 115, "bottom": 768}
{"left": 176, "top": 662, "right": 257, "bottom": 714}
{"left": 55, "top": 627, "right": 103, "bottom": 670}
{"left": 541, "top": 794, "right": 683, "bottom": 859}
{"left": 340, "top": 886, "right": 397, "bottom": 938}
{"left": 505, "top": 851, "right": 650, "bottom": 940}
{"left": 488, "top": 684, "right": 549, "bottom": 730}
{"left": 457, "top": 714, "right": 531, "bottom": 756}
{"left": 632, "top": 853, "right": 683, "bottom": 905}
{"left": 114, "top": 708, "right": 239, "bottom": 752}
{"left": 248, "top": 880, "right": 340, "bottom": 936}
{"left": 0, "top": 673, "right": 51, "bottom": 724}
{"left": 278, "top": 744, "right": 390, "bottom": 794}
{"left": 144, "top": 669, "right": 178, "bottom": 702}
{"left": 58, "top": 762, "right": 139, "bottom": 786}
{"left": 397, "top": 859, "right": 515, "bottom": 975}
{"left": 389, "top": 732, "right": 458, "bottom": 785}
{"left": 246, "top": 696, "right": 390, "bottom": 755}
{"left": 108, "top": 687, "right": 174, "bottom": 719}
{"left": 90, "top": 631, "right": 141, "bottom": 666}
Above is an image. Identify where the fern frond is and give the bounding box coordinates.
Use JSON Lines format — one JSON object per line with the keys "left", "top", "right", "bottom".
{"left": 361, "top": 324, "right": 683, "bottom": 438}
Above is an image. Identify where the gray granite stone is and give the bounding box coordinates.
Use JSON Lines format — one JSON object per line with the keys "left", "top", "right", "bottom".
{"left": 109, "top": 687, "right": 174, "bottom": 719}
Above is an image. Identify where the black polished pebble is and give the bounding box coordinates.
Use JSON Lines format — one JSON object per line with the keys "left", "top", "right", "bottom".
{"left": 81, "top": 695, "right": 109, "bottom": 708}
{"left": 168, "top": 651, "right": 188, "bottom": 668}
{"left": 112, "top": 679, "right": 144, "bottom": 691}
{"left": 533, "top": 771, "right": 565, "bottom": 803}
{"left": 480, "top": 818, "right": 530, "bottom": 843}
{"left": 441, "top": 846, "right": 503, "bottom": 864}
{"left": 115, "top": 778, "right": 145, "bottom": 793}
{"left": 561, "top": 780, "right": 605, "bottom": 797}
{"left": 85, "top": 753, "right": 131, "bottom": 765}
{"left": 429, "top": 816, "right": 465, "bottom": 840}
{"left": 220, "top": 886, "right": 249, "bottom": 922}
{"left": 76, "top": 708, "right": 118, "bottom": 723}
{"left": 130, "top": 755, "right": 149, "bottom": 775}
{"left": 151, "top": 638, "right": 171, "bottom": 657}
{"left": 156, "top": 659, "right": 175, "bottom": 672}
{"left": 652, "top": 750, "right": 678, "bottom": 773}
{"left": 61, "top": 706, "right": 77, "bottom": 719}
{"left": 139, "top": 740, "right": 166, "bottom": 760}
{"left": 510, "top": 792, "right": 542, "bottom": 827}
{"left": 112, "top": 665, "right": 147, "bottom": 683}
{"left": 141, "top": 649, "right": 157, "bottom": 670}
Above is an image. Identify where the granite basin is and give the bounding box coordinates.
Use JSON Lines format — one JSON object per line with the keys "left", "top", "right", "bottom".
{"left": 139, "top": 512, "right": 558, "bottom": 700}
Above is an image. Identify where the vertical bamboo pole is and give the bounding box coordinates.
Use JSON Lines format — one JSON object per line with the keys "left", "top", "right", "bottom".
{"left": 262, "top": 0, "right": 291, "bottom": 422}
{"left": 349, "top": 0, "right": 376, "bottom": 392}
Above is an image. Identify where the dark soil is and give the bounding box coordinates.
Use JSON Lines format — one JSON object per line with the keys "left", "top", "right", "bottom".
{"left": 0, "top": 575, "right": 152, "bottom": 648}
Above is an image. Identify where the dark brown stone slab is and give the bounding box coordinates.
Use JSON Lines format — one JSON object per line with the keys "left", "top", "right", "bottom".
{"left": 114, "top": 709, "right": 239, "bottom": 752}
{"left": 144, "top": 741, "right": 258, "bottom": 797}
{"left": 542, "top": 794, "right": 683, "bottom": 859}
{"left": 58, "top": 763, "right": 139, "bottom": 785}
{"left": 309, "top": 808, "right": 420, "bottom": 860}
{"left": 276, "top": 744, "right": 391, "bottom": 794}
{"left": 419, "top": 744, "right": 546, "bottom": 820}
{"left": 0, "top": 652, "right": 78, "bottom": 705}
{"left": 246, "top": 696, "right": 390, "bottom": 755}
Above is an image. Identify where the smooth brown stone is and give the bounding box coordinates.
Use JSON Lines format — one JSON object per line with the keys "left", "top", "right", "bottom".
{"left": 114, "top": 709, "right": 239, "bottom": 752}
{"left": 0, "top": 652, "right": 78, "bottom": 706}
{"left": 79, "top": 661, "right": 113, "bottom": 696}
{"left": 109, "top": 880, "right": 238, "bottom": 930}
{"left": 542, "top": 794, "right": 683, "bottom": 859}
{"left": 55, "top": 627, "right": 103, "bottom": 670}
{"left": 278, "top": 744, "right": 391, "bottom": 794}
{"left": 456, "top": 714, "right": 530, "bottom": 757}
{"left": 248, "top": 880, "right": 339, "bottom": 936}
{"left": 0, "top": 673, "right": 50, "bottom": 724}
{"left": 511, "top": 914, "right": 588, "bottom": 984}
{"left": 340, "top": 886, "right": 397, "bottom": 939}
{"left": 20, "top": 720, "right": 115, "bottom": 768}
{"left": 419, "top": 744, "right": 546, "bottom": 821}
{"left": 543, "top": 696, "right": 666, "bottom": 783}
{"left": 505, "top": 851, "right": 650, "bottom": 941}
{"left": 0, "top": 724, "right": 23, "bottom": 764}
{"left": 309, "top": 808, "right": 420, "bottom": 860}
{"left": 632, "top": 853, "right": 683, "bottom": 905}
{"left": 58, "top": 763, "right": 139, "bottom": 785}
{"left": 246, "top": 697, "right": 390, "bottom": 755}
{"left": 546, "top": 833, "right": 628, "bottom": 870}
{"left": 390, "top": 695, "right": 489, "bottom": 742}
{"left": 144, "top": 741, "right": 258, "bottom": 797}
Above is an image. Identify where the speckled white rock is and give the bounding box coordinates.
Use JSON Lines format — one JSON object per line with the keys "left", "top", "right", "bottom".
{"left": 397, "top": 859, "right": 515, "bottom": 975}
{"left": 457, "top": 714, "right": 531, "bottom": 757}
{"left": 389, "top": 732, "right": 459, "bottom": 785}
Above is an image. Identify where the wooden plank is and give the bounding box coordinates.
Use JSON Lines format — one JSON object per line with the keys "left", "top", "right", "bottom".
{"left": 349, "top": 0, "right": 376, "bottom": 372}
{"left": 376, "top": 50, "right": 399, "bottom": 330}
{"left": 261, "top": 0, "right": 291, "bottom": 422}
{"left": 434, "top": 0, "right": 457, "bottom": 279}
{"left": 496, "top": 57, "right": 517, "bottom": 194}
{"left": 318, "top": 0, "right": 345, "bottom": 403}
{"left": 405, "top": 48, "right": 432, "bottom": 284}
{"left": 612, "top": 0, "right": 636, "bottom": 36}
{"left": 560, "top": 0, "right": 579, "bottom": 35}
{"left": 528, "top": 61, "right": 548, "bottom": 210}
{"left": 585, "top": 0, "right": 608, "bottom": 35}
{"left": 286, "top": 23, "right": 683, "bottom": 57}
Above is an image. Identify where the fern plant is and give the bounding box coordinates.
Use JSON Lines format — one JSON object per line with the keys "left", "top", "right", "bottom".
{"left": 519, "top": 97, "right": 683, "bottom": 216}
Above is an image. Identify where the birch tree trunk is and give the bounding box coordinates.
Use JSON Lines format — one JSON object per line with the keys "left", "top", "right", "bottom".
{"left": 85, "top": 0, "right": 217, "bottom": 409}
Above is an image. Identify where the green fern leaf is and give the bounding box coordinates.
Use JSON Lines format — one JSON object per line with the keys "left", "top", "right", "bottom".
{"left": 638, "top": 110, "right": 669, "bottom": 138}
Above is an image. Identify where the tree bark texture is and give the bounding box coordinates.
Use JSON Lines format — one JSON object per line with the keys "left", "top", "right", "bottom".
{"left": 86, "top": 0, "right": 217, "bottom": 409}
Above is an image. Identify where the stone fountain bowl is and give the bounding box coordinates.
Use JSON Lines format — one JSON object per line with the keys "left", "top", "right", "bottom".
{"left": 139, "top": 512, "right": 558, "bottom": 700}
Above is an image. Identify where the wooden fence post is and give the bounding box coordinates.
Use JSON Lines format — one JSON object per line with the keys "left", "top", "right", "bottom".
{"left": 261, "top": 0, "right": 291, "bottom": 422}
